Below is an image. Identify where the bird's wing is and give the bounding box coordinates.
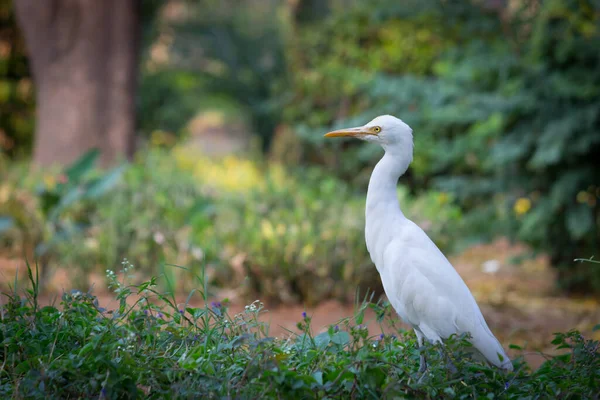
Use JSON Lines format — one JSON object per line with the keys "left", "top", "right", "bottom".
{"left": 382, "top": 221, "right": 512, "bottom": 370}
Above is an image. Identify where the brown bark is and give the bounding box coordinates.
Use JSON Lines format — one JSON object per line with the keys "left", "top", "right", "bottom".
{"left": 14, "top": 0, "right": 140, "bottom": 167}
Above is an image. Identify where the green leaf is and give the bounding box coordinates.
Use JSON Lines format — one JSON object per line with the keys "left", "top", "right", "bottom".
{"left": 331, "top": 331, "right": 350, "bottom": 346}
{"left": 314, "top": 332, "right": 331, "bottom": 349}
{"left": 78, "top": 342, "right": 96, "bottom": 357}
{"left": 566, "top": 204, "right": 593, "bottom": 240}
{"left": 65, "top": 148, "right": 100, "bottom": 183}
{"left": 85, "top": 165, "right": 127, "bottom": 199}
{"left": 312, "top": 371, "right": 323, "bottom": 386}
{"left": 39, "top": 192, "right": 61, "bottom": 217}
{"left": 0, "top": 216, "right": 13, "bottom": 234}
{"left": 444, "top": 388, "right": 456, "bottom": 396}
{"left": 48, "top": 187, "right": 84, "bottom": 221}
{"left": 230, "top": 334, "right": 251, "bottom": 349}
{"left": 355, "top": 310, "right": 364, "bottom": 325}
{"left": 188, "top": 199, "right": 216, "bottom": 218}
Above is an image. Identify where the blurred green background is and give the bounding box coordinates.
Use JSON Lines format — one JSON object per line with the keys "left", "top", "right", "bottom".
{"left": 0, "top": 0, "right": 598, "bottom": 309}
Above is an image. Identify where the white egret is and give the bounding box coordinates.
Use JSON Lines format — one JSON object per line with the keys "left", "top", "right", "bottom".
{"left": 324, "top": 115, "right": 513, "bottom": 372}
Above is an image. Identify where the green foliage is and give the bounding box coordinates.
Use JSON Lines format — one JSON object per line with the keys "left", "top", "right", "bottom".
{"left": 137, "top": 70, "right": 207, "bottom": 137}
{"left": 283, "top": 0, "right": 459, "bottom": 130}
{"left": 0, "top": 0, "right": 35, "bottom": 158}
{"left": 426, "top": 0, "right": 600, "bottom": 291}
{"left": 215, "top": 166, "right": 377, "bottom": 305}
{"left": 0, "top": 149, "right": 461, "bottom": 304}
{"left": 220, "top": 175, "right": 461, "bottom": 305}
{"left": 0, "top": 149, "right": 126, "bottom": 282}
{"left": 33, "top": 149, "right": 127, "bottom": 263}
{"left": 55, "top": 150, "right": 214, "bottom": 291}
{"left": 1, "top": 264, "right": 599, "bottom": 398}
{"left": 145, "top": 0, "right": 289, "bottom": 148}
{"left": 290, "top": 0, "right": 600, "bottom": 292}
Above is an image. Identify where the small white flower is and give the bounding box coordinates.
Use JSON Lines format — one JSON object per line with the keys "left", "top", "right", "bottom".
{"left": 191, "top": 246, "right": 204, "bottom": 260}
{"left": 153, "top": 231, "right": 165, "bottom": 245}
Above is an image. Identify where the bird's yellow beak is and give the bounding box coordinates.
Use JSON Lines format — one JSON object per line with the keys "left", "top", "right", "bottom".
{"left": 324, "top": 126, "right": 377, "bottom": 138}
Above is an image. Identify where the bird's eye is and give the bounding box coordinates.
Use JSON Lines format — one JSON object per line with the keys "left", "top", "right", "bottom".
{"left": 373, "top": 126, "right": 381, "bottom": 133}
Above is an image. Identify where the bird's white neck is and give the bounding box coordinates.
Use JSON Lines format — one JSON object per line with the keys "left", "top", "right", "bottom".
{"left": 364, "top": 151, "right": 411, "bottom": 268}
{"left": 366, "top": 151, "right": 411, "bottom": 216}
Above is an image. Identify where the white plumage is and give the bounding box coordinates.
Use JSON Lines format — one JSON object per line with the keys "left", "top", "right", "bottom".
{"left": 325, "top": 115, "right": 513, "bottom": 372}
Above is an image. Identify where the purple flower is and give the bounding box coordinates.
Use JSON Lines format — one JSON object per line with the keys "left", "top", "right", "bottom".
{"left": 379, "top": 333, "right": 385, "bottom": 340}
{"left": 302, "top": 311, "right": 307, "bottom": 319}
{"left": 504, "top": 382, "right": 510, "bottom": 390}
{"left": 211, "top": 301, "right": 222, "bottom": 309}
{"left": 179, "top": 309, "right": 184, "bottom": 314}
{"left": 334, "top": 325, "right": 339, "bottom": 332}
{"left": 101, "top": 387, "right": 106, "bottom": 397}
{"left": 157, "top": 312, "right": 163, "bottom": 318}
{"left": 143, "top": 309, "right": 148, "bottom": 315}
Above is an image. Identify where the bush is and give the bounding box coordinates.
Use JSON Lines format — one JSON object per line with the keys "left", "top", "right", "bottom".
{"left": 54, "top": 150, "right": 214, "bottom": 291}
{"left": 1, "top": 264, "right": 599, "bottom": 399}
{"left": 288, "top": 0, "right": 600, "bottom": 293}
{"left": 0, "top": 150, "right": 127, "bottom": 285}
{"left": 0, "top": 148, "right": 462, "bottom": 305}
{"left": 172, "top": 147, "right": 461, "bottom": 305}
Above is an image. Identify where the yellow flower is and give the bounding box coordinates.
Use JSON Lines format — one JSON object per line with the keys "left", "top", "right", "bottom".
{"left": 300, "top": 244, "right": 314, "bottom": 258}
{"left": 575, "top": 191, "right": 597, "bottom": 206}
{"left": 43, "top": 175, "right": 56, "bottom": 191}
{"left": 276, "top": 224, "right": 286, "bottom": 235}
{"left": 269, "top": 164, "right": 287, "bottom": 188}
{"left": 172, "top": 148, "right": 196, "bottom": 171}
{"left": 577, "top": 190, "right": 592, "bottom": 204}
{"left": 514, "top": 197, "right": 531, "bottom": 215}
{"left": 261, "top": 220, "right": 274, "bottom": 239}
{"left": 438, "top": 192, "right": 449, "bottom": 205}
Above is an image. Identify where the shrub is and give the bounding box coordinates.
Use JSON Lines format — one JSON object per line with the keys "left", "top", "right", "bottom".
{"left": 288, "top": 0, "right": 600, "bottom": 293}
{"left": 173, "top": 147, "right": 461, "bottom": 305}
{"left": 0, "top": 148, "right": 462, "bottom": 304}
{"left": 1, "top": 264, "right": 598, "bottom": 399}
{"left": 55, "top": 150, "right": 214, "bottom": 292}
{"left": 0, "top": 150, "right": 126, "bottom": 285}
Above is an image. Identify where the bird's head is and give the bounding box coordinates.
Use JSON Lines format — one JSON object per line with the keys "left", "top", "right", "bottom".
{"left": 324, "top": 115, "right": 413, "bottom": 156}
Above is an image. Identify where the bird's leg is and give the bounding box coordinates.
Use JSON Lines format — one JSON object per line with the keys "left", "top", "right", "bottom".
{"left": 416, "top": 332, "right": 427, "bottom": 373}
{"left": 418, "top": 351, "right": 427, "bottom": 373}
{"left": 438, "top": 346, "right": 458, "bottom": 374}
{"left": 415, "top": 332, "right": 428, "bottom": 383}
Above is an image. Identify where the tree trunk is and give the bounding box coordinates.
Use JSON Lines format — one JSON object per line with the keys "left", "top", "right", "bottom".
{"left": 14, "top": 0, "right": 140, "bottom": 167}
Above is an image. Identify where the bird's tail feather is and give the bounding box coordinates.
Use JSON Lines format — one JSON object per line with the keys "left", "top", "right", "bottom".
{"left": 471, "top": 332, "right": 513, "bottom": 371}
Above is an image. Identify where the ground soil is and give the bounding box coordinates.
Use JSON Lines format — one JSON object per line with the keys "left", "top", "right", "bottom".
{"left": 1, "top": 238, "right": 599, "bottom": 369}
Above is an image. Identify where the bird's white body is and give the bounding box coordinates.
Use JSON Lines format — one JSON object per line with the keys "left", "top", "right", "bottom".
{"left": 325, "top": 115, "right": 512, "bottom": 371}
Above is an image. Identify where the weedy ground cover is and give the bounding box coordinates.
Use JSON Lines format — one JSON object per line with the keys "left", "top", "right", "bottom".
{"left": 0, "top": 262, "right": 598, "bottom": 399}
